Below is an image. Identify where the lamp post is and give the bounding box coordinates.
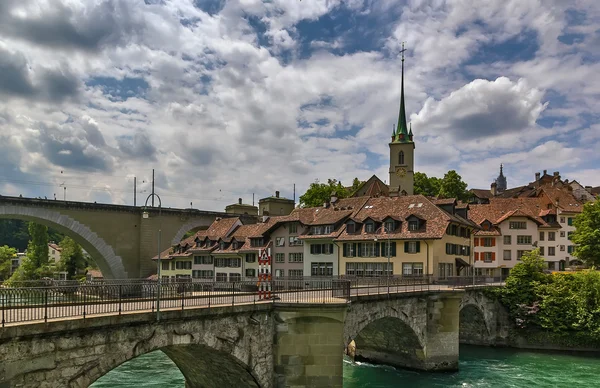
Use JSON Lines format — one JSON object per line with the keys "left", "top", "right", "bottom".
{"left": 374, "top": 225, "right": 392, "bottom": 295}
{"left": 143, "top": 193, "right": 162, "bottom": 320}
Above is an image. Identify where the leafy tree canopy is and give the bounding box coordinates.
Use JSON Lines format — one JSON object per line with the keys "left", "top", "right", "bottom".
{"left": 414, "top": 172, "right": 442, "bottom": 197}
{"left": 571, "top": 197, "right": 600, "bottom": 267}
{"left": 0, "top": 245, "right": 17, "bottom": 281}
{"left": 299, "top": 178, "right": 358, "bottom": 208}
{"left": 414, "top": 170, "right": 469, "bottom": 200}
{"left": 58, "top": 236, "right": 87, "bottom": 280}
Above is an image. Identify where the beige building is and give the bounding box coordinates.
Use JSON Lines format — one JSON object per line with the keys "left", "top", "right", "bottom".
{"left": 258, "top": 191, "right": 295, "bottom": 216}
{"left": 225, "top": 198, "right": 258, "bottom": 215}
{"left": 48, "top": 242, "right": 62, "bottom": 263}
{"left": 269, "top": 220, "right": 305, "bottom": 278}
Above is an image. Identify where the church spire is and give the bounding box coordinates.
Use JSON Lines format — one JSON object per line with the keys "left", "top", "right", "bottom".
{"left": 394, "top": 42, "right": 410, "bottom": 143}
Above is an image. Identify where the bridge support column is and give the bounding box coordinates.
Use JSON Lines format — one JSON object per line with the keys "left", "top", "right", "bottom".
{"left": 274, "top": 305, "right": 347, "bottom": 388}
{"left": 422, "top": 294, "right": 461, "bottom": 371}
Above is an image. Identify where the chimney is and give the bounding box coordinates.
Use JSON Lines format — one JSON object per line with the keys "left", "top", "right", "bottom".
{"left": 238, "top": 198, "right": 242, "bottom": 205}
{"left": 543, "top": 169, "right": 547, "bottom": 176}
{"left": 491, "top": 182, "right": 497, "bottom": 196}
{"left": 275, "top": 191, "right": 280, "bottom": 198}
{"left": 535, "top": 172, "right": 540, "bottom": 181}
{"left": 331, "top": 191, "right": 338, "bottom": 204}
{"left": 553, "top": 171, "right": 559, "bottom": 177}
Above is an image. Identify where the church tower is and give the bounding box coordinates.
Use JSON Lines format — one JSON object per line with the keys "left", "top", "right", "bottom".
{"left": 389, "top": 43, "right": 415, "bottom": 196}
{"left": 495, "top": 164, "right": 507, "bottom": 193}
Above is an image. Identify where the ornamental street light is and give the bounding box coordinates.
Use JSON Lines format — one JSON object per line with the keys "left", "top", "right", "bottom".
{"left": 374, "top": 225, "right": 392, "bottom": 296}
{"left": 143, "top": 193, "right": 162, "bottom": 321}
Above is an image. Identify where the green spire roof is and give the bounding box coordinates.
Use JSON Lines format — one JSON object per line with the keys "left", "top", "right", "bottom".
{"left": 392, "top": 42, "right": 412, "bottom": 144}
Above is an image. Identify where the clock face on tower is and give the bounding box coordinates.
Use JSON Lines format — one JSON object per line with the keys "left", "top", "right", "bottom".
{"left": 395, "top": 167, "right": 407, "bottom": 177}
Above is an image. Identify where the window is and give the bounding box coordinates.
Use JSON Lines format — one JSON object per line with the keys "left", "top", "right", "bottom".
{"left": 202, "top": 256, "right": 213, "bottom": 265}
{"left": 215, "top": 258, "right": 241, "bottom": 268}
{"left": 482, "top": 238, "right": 494, "bottom": 247}
{"left": 219, "top": 242, "right": 226, "bottom": 250}
{"left": 250, "top": 238, "right": 264, "bottom": 247}
{"left": 365, "top": 223, "right": 375, "bottom": 233}
{"left": 437, "top": 263, "right": 454, "bottom": 279}
{"left": 560, "top": 217, "right": 565, "bottom": 223}
{"left": 171, "top": 262, "right": 176, "bottom": 270}
{"left": 194, "top": 256, "right": 202, "bottom": 265}
{"left": 289, "top": 269, "right": 303, "bottom": 278}
{"left": 407, "top": 241, "right": 418, "bottom": 253}
{"left": 162, "top": 261, "right": 169, "bottom": 270}
{"left": 275, "top": 237, "right": 285, "bottom": 247}
{"left": 568, "top": 231, "right": 573, "bottom": 240}
{"left": 246, "top": 253, "right": 256, "bottom": 263}
{"left": 568, "top": 245, "right": 575, "bottom": 254}
{"left": 503, "top": 250, "right": 511, "bottom": 261}
{"left": 275, "top": 253, "right": 285, "bottom": 263}
{"left": 560, "top": 245, "right": 565, "bottom": 251}
{"left": 399, "top": 151, "right": 405, "bottom": 165}
{"left": 231, "top": 241, "right": 238, "bottom": 250}
{"left": 539, "top": 231, "right": 545, "bottom": 241}
{"left": 346, "top": 263, "right": 392, "bottom": 277}
{"left": 509, "top": 221, "right": 526, "bottom": 229}
{"left": 385, "top": 221, "right": 395, "bottom": 232}
{"left": 216, "top": 273, "right": 227, "bottom": 281}
{"left": 289, "top": 253, "right": 303, "bottom": 263}
{"left": 361, "top": 242, "right": 376, "bottom": 257}
{"left": 517, "top": 235, "right": 532, "bottom": 245}
{"left": 403, "top": 263, "right": 423, "bottom": 276}
{"left": 503, "top": 235, "right": 511, "bottom": 245}
{"left": 175, "top": 261, "right": 192, "bottom": 270}
{"left": 347, "top": 223, "right": 356, "bottom": 233}
{"left": 547, "top": 261, "right": 556, "bottom": 270}
{"left": 310, "top": 243, "right": 334, "bottom": 255}
{"left": 568, "top": 217, "right": 573, "bottom": 226}
{"left": 539, "top": 246, "right": 544, "bottom": 256}
{"left": 192, "top": 270, "right": 213, "bottom": 279}
{"left": 289, "top": 223, "right": 298, "bottom": 234}
{"left": 311, "top": 262, "right": 333, "bottom": 277}
{"left": 311, "top": 226, "right": 323, "bottom": 235}
{"left": 484, "top": 252, "right": 493, "bottom": 263}
{"left": 245, "top": 269, "right": 256, "bottom": 277}
{"left": 560, "top": 231, "right": 565, "bottom": 238}
{"left": 517, "top": 250, "right": 530, "bottom": 260}
{"left": 548, "top": 232, "right": 556, "bottom": 241}
{"left": 381, "top": 241, "right": 396, "bottom": 257}
{"left": 289, "top": 236, "right": 303, "bottom": 246}
{"left": 324, "top": 225, "right": 334, "bottom": 234}
{"left": 408, "top": 221, "right": 418, "bottom": 231}
{"left": 344, "top": 243, "right": 355, "bottom": 257}
{"left": 229, "top": 273, "right": 241, "bottom": 282}
{"left": 548, "top": 247, "right": 555, "bottom": 256}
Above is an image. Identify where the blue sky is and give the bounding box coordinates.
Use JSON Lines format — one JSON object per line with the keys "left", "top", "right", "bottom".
{"left": 0, "top": 0, "right": 599, "bottom": 210}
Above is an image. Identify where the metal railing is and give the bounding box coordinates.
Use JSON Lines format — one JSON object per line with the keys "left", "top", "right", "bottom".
{"left": 0, "top": 276, "right": 501, "bottom": 327}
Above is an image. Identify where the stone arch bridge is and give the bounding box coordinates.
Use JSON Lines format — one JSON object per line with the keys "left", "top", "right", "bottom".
{"left": 0, "top": 289, "right": 505, "bottom": 388}
{"left": 0, "top": 195, "right": 247, "bottom": 279}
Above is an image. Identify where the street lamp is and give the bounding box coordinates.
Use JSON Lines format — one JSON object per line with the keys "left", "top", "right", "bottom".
{"left": 374, "top": 225, "right": 392, "bottom": 295}
{"left": 143, "top": 193, "right": 162, "bottom": 320}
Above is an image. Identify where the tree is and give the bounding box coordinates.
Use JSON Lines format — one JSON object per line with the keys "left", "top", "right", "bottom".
{"left": 438, "top": 170, "right": 469, "bottom": 201}
{"left": 299, "top": 179, "right": 352, "bottom": 208}
{"left": 0, "top": 245, "right": 17, "bottom": 281}
{"left": 571, "top": 198, "right": 600, "bottom": 267}
{"left": 414, "top": 172, "right": 442, "bottom": 197}
{"left": 8, "top": 222, "right": 52, "bottom": 282}
{"left": 58, "top": 237, "right": 86, "bottom": 279}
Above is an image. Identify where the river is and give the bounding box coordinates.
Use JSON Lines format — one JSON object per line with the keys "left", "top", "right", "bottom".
{"left": 91, "top": 345, "right": 600, "bottom": 387}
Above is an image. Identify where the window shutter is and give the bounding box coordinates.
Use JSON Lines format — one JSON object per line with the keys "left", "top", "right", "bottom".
{"left": 329, "top": 244, "right": 334, "bottom": 254}
{"left": 404, "top": 242, "right": 409, "bottom": 253}
{"left": 357, "top": 243, "right": 363, "bottom": 257}
{"left": 416, "top": 241, "right": 421, "bottom": 253}
{"left": 491, "top": 238, "right": 496, "bottom": 247}
{"left": 343, "top": 243, "right": 348, "bottom": 257}
{"left": 491, "top": 252, "right": 496, "bottom": 261}
{"left": 475, "top": 252, "right": 480, "bottom": 261}
{"left": 474, "top": 237, "right": 479, "bottom": 246}
{"left": 391, "top": 242, "right": 397, "bottom": 257}
{"left": 353, "top": 243, "right": 357, "bottom": 256}
{"left": 375, "top": 243, "right": 380, "bottom": 257}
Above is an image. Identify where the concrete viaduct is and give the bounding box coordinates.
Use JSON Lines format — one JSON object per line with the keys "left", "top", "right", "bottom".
{"left": 0, "top": 289, "right": 503, "bottom": 388}
{"left": 0, "top": 195, "right": 246, "bottom": 279}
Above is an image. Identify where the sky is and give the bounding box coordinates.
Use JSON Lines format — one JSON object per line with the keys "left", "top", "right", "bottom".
{"left": 1, "top": 0, "right": 599, "bottom": 211}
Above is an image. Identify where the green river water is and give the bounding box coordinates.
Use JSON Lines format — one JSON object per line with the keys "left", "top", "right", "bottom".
{"left": 91, "top": 345, "right": 600, "bottom": 388}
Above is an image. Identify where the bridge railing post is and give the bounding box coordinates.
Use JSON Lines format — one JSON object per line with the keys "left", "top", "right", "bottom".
{"left": 118, "top": 284, "right": 122, "bottom": 315}
{"left": 232, "top": 282, "right": 235, "bottom": 306}
{"left": 1, "top": 289, "right": 5, "bottom": 327}
{"left": 44, "top": 288, "right": 48, "bottom": 323}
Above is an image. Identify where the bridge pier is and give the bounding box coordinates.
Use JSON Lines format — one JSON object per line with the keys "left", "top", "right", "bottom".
{"left": 273, "top": 305, "right": 347, "bottom": 388}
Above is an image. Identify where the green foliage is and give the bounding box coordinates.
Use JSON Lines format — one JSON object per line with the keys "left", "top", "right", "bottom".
{"left": 299, "top": 178, "right": 354, "bottom": 208}
{"left": 7, "top": 222, "right": 53, "bottom": 283}
{"left": 414, "top": 172, "right": 442, "bottom": 197}
{"left": 58, "top": 236, "right": 86, "bottom": 280}
{"left": 496, "top": 248, "right": 600, "bottom": 340}
{"left": 0, "top": 245, "right": 17, "bottom": 280}
{"left": 571, "top": 198, "right": 600, "bottom": 267}
{"left": 0, "top": 219, "right": 64, "bottom": 252}
{"left": 438, "top": 170, "right": 469, "bottom": 201}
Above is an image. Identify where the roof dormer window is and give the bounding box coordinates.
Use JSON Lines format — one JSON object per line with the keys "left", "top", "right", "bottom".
{"left": 347, "top": 222, "right": 356, "bottom": 234}
{"left": 385, "top": 220, "right": 395, "bottom": 232}
{"left": 408, "top": 220, "right": 419, "bottom": 231}
{"left": 365, "top": 222, "right": 375, "bottom": 233}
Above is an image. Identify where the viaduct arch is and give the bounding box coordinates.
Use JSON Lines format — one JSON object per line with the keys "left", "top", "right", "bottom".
{"left": 0, "top": 196, "right": 238, "bottom": 279}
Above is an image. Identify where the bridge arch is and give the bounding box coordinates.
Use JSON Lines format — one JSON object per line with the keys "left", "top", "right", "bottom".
{"left": 344, "top": 299, "right": 427, "bottom": 370}
{"left": 0, "top": 204, "right": 127, "bottom": 279}
{"left": 459, "top": 291, "right": 495, "bottom": 345}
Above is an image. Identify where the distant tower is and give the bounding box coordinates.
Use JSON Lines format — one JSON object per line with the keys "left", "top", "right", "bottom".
{"left": 389, "top": 42, "right": 414, "bottom": 196}
{"left": 495, "top": 164, "right": 507, "bottom": 193}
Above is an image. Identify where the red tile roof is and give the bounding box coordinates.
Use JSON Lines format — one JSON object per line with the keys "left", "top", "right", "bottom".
{"left": 469, "top": 198, "right": 553, "bottom": 228}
